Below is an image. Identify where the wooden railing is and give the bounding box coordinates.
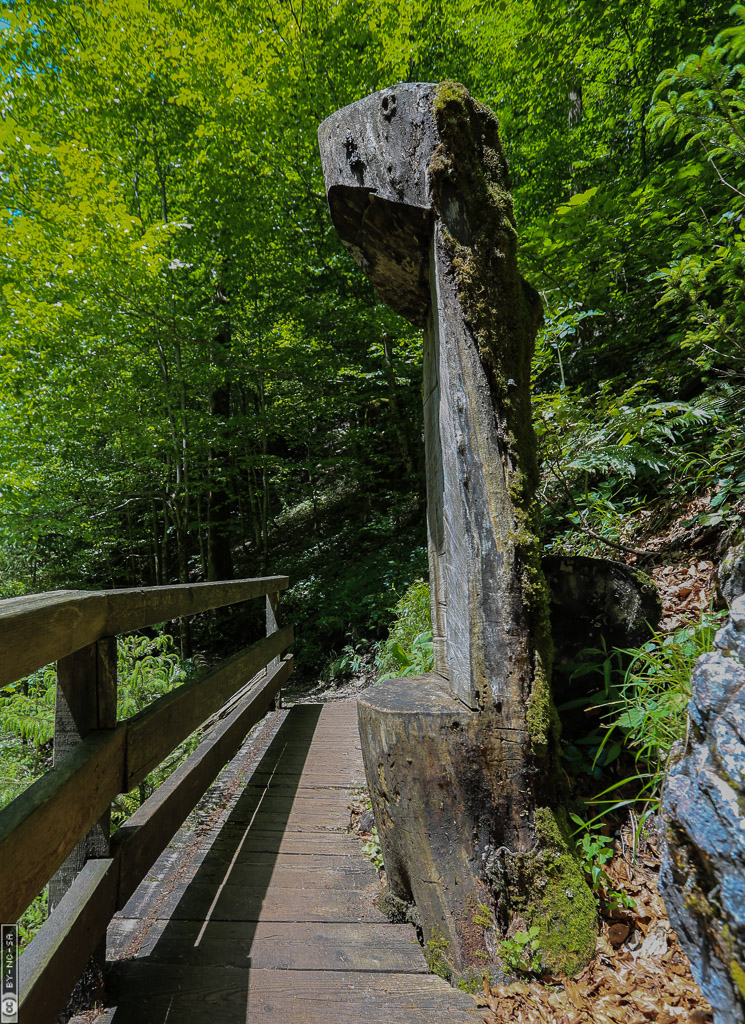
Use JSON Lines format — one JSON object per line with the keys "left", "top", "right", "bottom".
{"left": 0, "top": 577, "right": 293, "bottom": 1023}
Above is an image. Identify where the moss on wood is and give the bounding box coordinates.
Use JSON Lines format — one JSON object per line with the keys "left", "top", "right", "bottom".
{"left": 429, "top": 80, "right": 556, "bottom": 761}
{"left": 528, "top": 808, "right": 598, "bottom": 975}
{"left": 425, "top": 928, "right": 453, "bottom": 981}
{"left": 428, "top": 82, "right": 595, "bottom": 975}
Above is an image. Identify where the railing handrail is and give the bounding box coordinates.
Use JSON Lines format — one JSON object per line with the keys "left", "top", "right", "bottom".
{"left": 0, "top": 576, "right": 289, "bottom": 687}
{"left": 0, "top": 577, "right": 294, "bottom": 1024}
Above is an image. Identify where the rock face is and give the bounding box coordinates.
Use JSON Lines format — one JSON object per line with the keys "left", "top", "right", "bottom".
{"left": 717, "top": 541, "right": 745, "bottom": 607}
{"left": 320, "top": 82, "right": 597, "bottom": 981}
{"left": 660, "top": 593, "right": 745, "bottom": 1022}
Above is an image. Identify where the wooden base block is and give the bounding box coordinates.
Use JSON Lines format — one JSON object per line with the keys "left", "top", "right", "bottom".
{"left": 358, "top": 674, "right": 507, "bottom": 974}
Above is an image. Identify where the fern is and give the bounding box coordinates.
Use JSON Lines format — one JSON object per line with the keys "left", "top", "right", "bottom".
{"left": 0, "top": 668, "right": 56, "bottom": 747}
{"left": 538, "top": 381, "right": 715, "bottom": 489}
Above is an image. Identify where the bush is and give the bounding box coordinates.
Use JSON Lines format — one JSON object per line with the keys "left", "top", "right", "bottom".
{"left": 562, "top": 608, "right": 725, "bottom": 837}
{"left": 375, "top": 578, "right": 434, "bottom": 681}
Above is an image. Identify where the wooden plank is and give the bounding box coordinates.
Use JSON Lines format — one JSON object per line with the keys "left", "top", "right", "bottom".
{"left": 0, "top": 726, "right": 125, "bottom": 923}
{"left": 221, "top": 792, "right": 352, "bottom": 830}
{"left": 126, "top": 828, "right": 362, "bottom": 868}
{"left": 224, "top": 770, "right": 354, "bottom": 790}
{"left": 104, "top": 577, "right": 290, "bottom": 637}
{"left": 206, "top": 829, "right": 363, "bottom": 855}
{"left": 0, "top": 576, "right": 289, "bottom": 687}
{"left": 0, "top": 590, "right": 106, "bottom": 689}
{"left": 105, "top": 965, "right": 483, "bottom": 1024}
{"left": 245, "top": 969, "right": 485, "bottom": 1022}
{"left": 114, "top": 920, "right": 429, "bottom": 973}
{"left": 19, "top": 857, "right": 118, "bottom": 1024}
{"left": 125, "top": 626, "right": 293, "bottom": 788}
{"left": 114, "top": 656, "right": 293, "bottom": 907}
{"left": 246, "top": 921, "right": 427, "bottom": 973}
{"left": 138, "top": 851, "right": 374, "bottom": 895}
{"left": 118, "top": 882, "right": 385, "bottom": 925}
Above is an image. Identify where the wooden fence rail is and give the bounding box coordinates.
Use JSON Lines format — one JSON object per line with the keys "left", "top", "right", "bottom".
{"left": 0, "top": 576, "right": 293, "bottom": 1024}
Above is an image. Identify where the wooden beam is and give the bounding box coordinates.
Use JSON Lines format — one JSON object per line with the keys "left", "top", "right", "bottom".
{"left": 0, "top": 576, "right": 290, "bottom": 687}
{"left": 0, "top": 726, "right": 126, "bottom": 924}
{"left": 19, "top": 857, "right": 119, "bottom": 1024}
{"left": 267, "top": 590, "right": 282, "bottom": 708}
{"left": 114, "top": 655, "right": 293, "bottom": 906}
{"left": 49, "top": 639, "right": 117, "bottom": 912}
{"left": 48, "top": 638, "right": 117, "bottom": 1016}
{"left": 125, "top": 625, "right": 294, "bottom": 790}
{"left": 0, "top": 591, "right": 106, "bottom": 690}
{"left": 103, "top": 577, "right": 290, "bottom": 637}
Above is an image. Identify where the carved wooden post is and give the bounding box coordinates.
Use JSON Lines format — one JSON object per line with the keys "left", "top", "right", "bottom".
{"left": 266, "top": 591, "right": 282, "bottom": 708}
{"left": 49, "top": 636, "right": 117, "bottom": 1013}
{"left": 319, "top": 82, "right": 596, "bottom": 981}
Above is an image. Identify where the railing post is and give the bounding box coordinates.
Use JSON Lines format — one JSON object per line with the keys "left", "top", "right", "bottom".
{"left": 266, "top": 591, "right": 282, "bottom": 708}
{"left": 49, "top": 636, "right": 117, "bottom": 1015}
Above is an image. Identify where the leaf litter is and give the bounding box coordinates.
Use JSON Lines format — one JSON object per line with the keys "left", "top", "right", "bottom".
{"left": 477, "top": 818, "right": 712, "bottom": 1024}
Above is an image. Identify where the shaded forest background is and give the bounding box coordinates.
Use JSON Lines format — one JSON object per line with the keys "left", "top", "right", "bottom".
{"left": 1, "top": 0, "right": 743, "bottom": 675}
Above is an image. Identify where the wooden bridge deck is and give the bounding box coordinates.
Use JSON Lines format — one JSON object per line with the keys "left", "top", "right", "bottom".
{"left": 96, "top": 699, "right": 483, "bottom": 1023}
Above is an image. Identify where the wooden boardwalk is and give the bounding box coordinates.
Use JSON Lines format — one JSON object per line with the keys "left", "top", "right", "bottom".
{"left": 97, "top": 699, "right": 483, "bottom": 1023}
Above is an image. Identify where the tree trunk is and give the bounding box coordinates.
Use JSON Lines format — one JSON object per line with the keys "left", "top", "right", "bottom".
{"left": 207, "top": 378, "right": 234, "bottom": 582}
{"left": 151, "top": 499, "right": 163, "bottom": 586}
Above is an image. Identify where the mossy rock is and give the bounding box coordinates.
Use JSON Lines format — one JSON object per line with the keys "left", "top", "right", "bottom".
{"left": 718, "top": 541, "right": 745, "bottom": 607}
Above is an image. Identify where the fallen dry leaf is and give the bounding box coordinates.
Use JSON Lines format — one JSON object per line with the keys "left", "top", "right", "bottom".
{"left": 608, "top": 922, "right": 630, "bottom": 947}
{"left": 639, "top": 921, "right": 669, "bottom": 958}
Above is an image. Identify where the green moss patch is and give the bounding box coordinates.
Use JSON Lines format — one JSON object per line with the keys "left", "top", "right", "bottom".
{"left": 499, "top": 808, "right": 597, "bottom": 976}
{"left": 730, "top": 959, "right": 745, "bottom": 1000}
{"left": 529, "top": 808, "right": 598, "bottom": 975}
{"left": 425, "top": 928, "right": 453, "bottom": 981}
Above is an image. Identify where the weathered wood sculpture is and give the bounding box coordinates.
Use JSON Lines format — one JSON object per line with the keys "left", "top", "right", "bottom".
{"left": 319, "top": 82, "right": 596, "bottom": 980}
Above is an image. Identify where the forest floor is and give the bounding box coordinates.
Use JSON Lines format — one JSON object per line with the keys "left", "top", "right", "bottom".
{"left": 474, "top": 826, "right": 712, "bottom": 1024}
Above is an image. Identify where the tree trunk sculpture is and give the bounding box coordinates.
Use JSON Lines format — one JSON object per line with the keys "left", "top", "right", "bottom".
{"left": 318, "top": 81, "right": 596, "bottom": 981}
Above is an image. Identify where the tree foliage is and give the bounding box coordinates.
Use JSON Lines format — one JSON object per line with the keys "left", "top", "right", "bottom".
{"left": 0, "top": 0, "right": 743, "bottom": 669}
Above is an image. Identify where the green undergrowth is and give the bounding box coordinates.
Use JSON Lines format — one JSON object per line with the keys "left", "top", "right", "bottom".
{"left": 500, "top": 925, "right": 542, "bottom": 976}
{"left": 280, "top": 496, "right": 429, "bottom": 679}
{"left": 559, "top": 608, "right": 725, "bottom": 837}
{"left": 362, "top": 827, "right": 385, "bottom": 872}
{"left": 374, "top": 577, "right": 434, "bottom": 681}
{"left": 556, "top": 606, "right": 725, "bottom": 940}
{"left": 425, "top": 929, "right": 453, "bottom": 982}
